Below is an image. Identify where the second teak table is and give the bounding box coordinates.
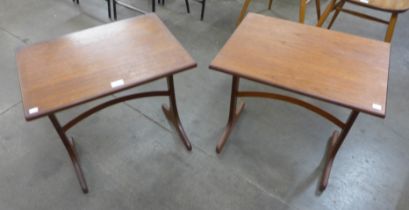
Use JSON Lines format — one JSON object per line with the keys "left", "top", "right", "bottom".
{"left": 210, "top": 13, "right": 390, "bottom": 192}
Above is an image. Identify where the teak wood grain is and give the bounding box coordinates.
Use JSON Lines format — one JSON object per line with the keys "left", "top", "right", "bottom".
{"left": 348, "top": 0, "right": 409, "bottom": 12}
{"left": 17, "top": 14, "right": 196, "bottom": 121}
{"left": 210, "top": 13, "right": 390, "bottom": 117}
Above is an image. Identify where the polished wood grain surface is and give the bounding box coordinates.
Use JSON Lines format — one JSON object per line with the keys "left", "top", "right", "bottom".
{"left": 17, "top": 14, "right": 196, "bottom": 121}
{"left": 210, "top": 13, "right": 390, "bottom": 117}
{"left": 349, "top": 0, "right": 409, "bottom": 12}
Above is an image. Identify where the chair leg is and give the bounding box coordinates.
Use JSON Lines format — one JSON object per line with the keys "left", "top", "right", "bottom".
{"left": 113, "top": 0, "right": 117, "bottom": 20}
{"left": 299, "top": 0, "right": 307, "bottom": 23}
{"left": 317, "top": 0, "right": 336, "bottom": 27}
{"left": 185, "top": 0, "right": 190, "bottom": 13}
{"left": 200, "top": 0, "right": 206, "bottom": 20}
{"left": 385, "top": 12, "right": 398, "bottom": 43}
{"left": 315, "top": 0, "right": 321, "bottom": 21}
{"left": 237, "top": 0, "right": 253, "bottom": 26}
{"left": 107, "top": 0, "right": 112, "bottom": 19}
{"left": 268, "top": 0, "right": 273, "bottom": 10}
{"left": 327, "top": 0, "right": 345, "bottom": 29}
{"left": 152, "top": 0, "right": 156, "bottom": 12}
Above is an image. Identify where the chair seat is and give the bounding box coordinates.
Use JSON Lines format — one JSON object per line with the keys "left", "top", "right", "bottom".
{"left": 348, "top": 0, "right": 409, "bottom": 12}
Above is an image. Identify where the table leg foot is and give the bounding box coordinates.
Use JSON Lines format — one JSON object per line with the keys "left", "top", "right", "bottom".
{"left": 162, "top": 104, "right": 192, "bottom": 151}
{"left": 319, "top": 130, "right": 339, "bottom": 191}
{"left": 49, "top": 114, "right": 89, "bottom": 194}
{"left": 216, "top": 102, "right": 245, "bottom": 154}
{"left": 69, "top": 137, "right": 89, "bottom": 194}
{"left": 319, "top": 110, "right": 358, "bottom": 191}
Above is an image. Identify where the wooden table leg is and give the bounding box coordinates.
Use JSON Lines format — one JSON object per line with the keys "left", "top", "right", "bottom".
{"left": 317, "top": 0, "right": 337, "bottom": 27}
{"left": 237, "top": 0, "right": 253, "bottom": 26}
{"left": 385, "top": 12, "right": 398, "bottom": 43}
{"left": 319, "top": 110, "right": 359, "bottom": 191}
{"left": 48, "top": 114, "right": 89, "bottom": 194}
{"left": 162, "top": 75, "right": 192, "bottom": 151}
{"left": 216, "top": 76, "right": 245, "bottom": 154}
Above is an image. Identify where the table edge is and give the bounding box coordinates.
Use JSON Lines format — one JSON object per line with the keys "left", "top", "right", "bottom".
{"left": 24, "top": 63, "right": 197, "bottom": 121}
{"left": 209, "top": 64, "right": 386, "bottom": 118}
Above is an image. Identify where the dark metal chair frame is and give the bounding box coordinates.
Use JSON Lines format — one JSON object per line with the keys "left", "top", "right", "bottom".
{"left": 73, "top": 0, "right": 113, "bottom": 19}
{"left": 73, "top": 0, "right": 205, "bottom": 21}
{"left": 111, "top": 0, "right": 205, "bottom": 21}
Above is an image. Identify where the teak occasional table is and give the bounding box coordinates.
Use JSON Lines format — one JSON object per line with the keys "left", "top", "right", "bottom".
{"left": 16, "top": 14, "right": 196, "bottom": 193}
{"left": 210, "top": 13, "right": 390, "bottom": 191}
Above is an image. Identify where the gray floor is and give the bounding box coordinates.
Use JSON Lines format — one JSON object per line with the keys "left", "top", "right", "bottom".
{"left": 1, "top": 0, "right": 408, "bottom": 209}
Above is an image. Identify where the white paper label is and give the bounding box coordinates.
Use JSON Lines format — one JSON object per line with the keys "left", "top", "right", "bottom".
{"left": 372, "top": 103, "right": 382, "bottom": 111}
{"left": 110, "top": 79, "right": 124, "bottom": 88}
{"left": 360, "top": 0, "right": 369, "bottom": 3}
{"left": 28, "top": 107, "right": 39, "bottom": 114}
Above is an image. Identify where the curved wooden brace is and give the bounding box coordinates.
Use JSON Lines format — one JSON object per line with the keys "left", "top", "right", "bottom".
{"left": 237, "top": 91, "right": 345, "bottom": 128}
{"left": 62, "top": 91, "right": 169, "bottom": 132}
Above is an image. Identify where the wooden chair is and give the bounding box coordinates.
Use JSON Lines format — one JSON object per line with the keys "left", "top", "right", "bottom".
{"left": 237, "top": 0, "right": 321, "bottom": 25}
{"left": 317, "top": 0, "right": 409, "bottom": 42}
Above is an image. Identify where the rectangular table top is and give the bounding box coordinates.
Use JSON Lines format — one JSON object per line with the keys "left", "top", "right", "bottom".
{"left": 17, "top": 14, "right": 196, "bottom": 121}
{"left": 210, "top": 13, "right": 390, "bottom": 117}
